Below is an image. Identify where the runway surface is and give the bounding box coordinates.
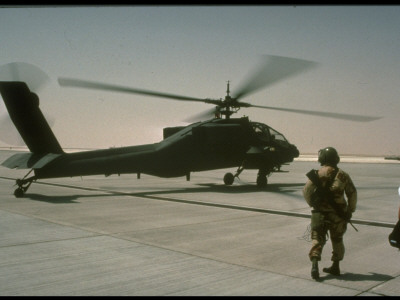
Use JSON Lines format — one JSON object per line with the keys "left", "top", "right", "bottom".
{"left": 0, "top": 149, "right": 399, "bottom": 296}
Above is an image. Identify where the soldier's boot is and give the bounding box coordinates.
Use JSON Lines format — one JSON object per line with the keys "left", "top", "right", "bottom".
{"left": 311, "top": 258, "right": 319, "bottom": 280}
{"left": 323, "top": 261, "right": 340, "bottom": 276}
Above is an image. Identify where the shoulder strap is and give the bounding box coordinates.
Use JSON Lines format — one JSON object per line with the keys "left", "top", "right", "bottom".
{"left": 325, "top": 168, "right": 346, "bottom": 217}
{"left": 327, "top": 167, "right": 338, "bottom": 189}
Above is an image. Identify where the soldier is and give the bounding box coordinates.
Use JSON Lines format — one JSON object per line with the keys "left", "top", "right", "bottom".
{"left": 388, "top": 187, "right": 400, "bottom": 249}
{"left": 303, "top": 147, "right": 357, "bottom": 280}
{"left": 397, "top": 186, "right": 400, "bottom": 220}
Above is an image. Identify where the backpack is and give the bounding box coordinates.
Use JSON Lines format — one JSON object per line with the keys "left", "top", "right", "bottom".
{"left": 388, "top": 219, "right": 400, "bottom": 249}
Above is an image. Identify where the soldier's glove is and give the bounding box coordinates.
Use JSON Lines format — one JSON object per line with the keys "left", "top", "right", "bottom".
{"left": 344, "top": 211, "right": 353, "bottom": 222}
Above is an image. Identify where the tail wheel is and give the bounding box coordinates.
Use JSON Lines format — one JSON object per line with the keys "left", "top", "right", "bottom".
{"left": 14, "top": 187, "right": 25, "bottom": 198}
{"left": 223, "top": 172, "right": 235, "bottom": 185}
{"left": 14, "top": 172, "right": 35, "bottom": 198}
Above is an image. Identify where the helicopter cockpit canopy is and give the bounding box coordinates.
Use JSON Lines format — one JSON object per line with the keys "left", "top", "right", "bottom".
{"left": 251, "top": 122, "right": 288, "bottom": 144}
{"left": 268, "top": 127, "right": 287, "bottom": 142}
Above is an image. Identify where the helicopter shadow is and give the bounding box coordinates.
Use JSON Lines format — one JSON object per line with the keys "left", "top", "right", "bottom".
{"left": 24, "top": 181, "right": 306, "bottom": 204}
{"left": 189, "top": 182, "right": 304, "bottom": 194}
{"left": 25, "top": 192, "right": 114, "bottom": 204}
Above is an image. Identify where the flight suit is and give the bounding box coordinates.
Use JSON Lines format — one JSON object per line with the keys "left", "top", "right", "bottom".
{"left": 303, "top": 165, "right": 357, "bottom": 262}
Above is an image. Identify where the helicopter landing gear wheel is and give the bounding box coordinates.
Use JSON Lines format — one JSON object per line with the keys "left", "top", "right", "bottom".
{"left": 223, "top": 172, "right": 235, "bottom": 185}
{"left": 256, "top": 169, "right": 268, "bottom": 188}
{"left": 256, "top": 175, "right": 268, "bottom": 188}
{"left": 223, "top": 164, "right": 245, "bottom": 186}
{"left": 14, "top": 187, "right": 25, "bottom": 198}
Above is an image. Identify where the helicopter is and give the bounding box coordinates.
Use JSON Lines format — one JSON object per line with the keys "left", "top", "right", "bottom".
{"left": 0, "top": 56, "right": 381, "bottom": 198}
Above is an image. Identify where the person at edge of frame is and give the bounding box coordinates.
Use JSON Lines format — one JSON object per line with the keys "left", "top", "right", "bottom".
{"left": 303, "top": 147, "right": 357, "bottom": 280}
{"left": 388, "top": 186, "right": 400, "bottom": 250}
{"left": 398, "top": 186, "right": 400, "bottom": 220}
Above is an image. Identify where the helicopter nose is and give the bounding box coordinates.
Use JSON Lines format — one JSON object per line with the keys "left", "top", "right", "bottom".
{"left": 291, "top": 144, "right": 300, "bottom": 158}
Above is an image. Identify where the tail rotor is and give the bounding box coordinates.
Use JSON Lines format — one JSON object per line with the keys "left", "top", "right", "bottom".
{"left": 0, "top": 62, "right": 51, "bottom": 147}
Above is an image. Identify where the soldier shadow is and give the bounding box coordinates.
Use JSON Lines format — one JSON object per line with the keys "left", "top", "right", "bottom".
{"left": 321, "top": 272, "right": 394, "bottom": 282}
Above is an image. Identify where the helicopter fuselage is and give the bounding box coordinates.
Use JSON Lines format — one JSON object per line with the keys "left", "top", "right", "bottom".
{"left": 33, "top": 117, "right": 299, "bottom": 180}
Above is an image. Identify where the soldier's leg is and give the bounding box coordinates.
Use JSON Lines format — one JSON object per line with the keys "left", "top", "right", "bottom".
{"left": 310, "top": 230, "right": 323, "bottom": 280}
{"left": 309, "top": 212, "right": 328, "bottom": 280}
{"left": 330, "top": 216, "right": 347, "bottom": 261}
{"left": 309, "top": 230, "right": 323, "bottom": 261}
{"left": 309, "top": 212, "right": 327, "bottom": 261}
{"left": 323, "top": 215, "right": 347, "bottom": 276}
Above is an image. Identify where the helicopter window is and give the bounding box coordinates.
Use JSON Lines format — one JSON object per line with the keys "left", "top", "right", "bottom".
{"left": 252, "top": 123, "right": 270, "bottom": 142}
{"left": 269, "top": 128, "right": 287, "bottom": 142}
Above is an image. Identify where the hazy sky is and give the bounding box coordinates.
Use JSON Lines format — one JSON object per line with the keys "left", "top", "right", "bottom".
{"left": 0, "top": 5, "right": 399, "bottom": 156}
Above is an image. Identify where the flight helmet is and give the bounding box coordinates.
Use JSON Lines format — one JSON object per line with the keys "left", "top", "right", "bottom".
{"left": 318, "top": 147, "right": 340, "bottom": 166}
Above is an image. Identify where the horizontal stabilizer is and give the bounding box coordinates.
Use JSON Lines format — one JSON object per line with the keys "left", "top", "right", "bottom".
{"left": 2, "top": 152, "right": 62, "bottom": 169}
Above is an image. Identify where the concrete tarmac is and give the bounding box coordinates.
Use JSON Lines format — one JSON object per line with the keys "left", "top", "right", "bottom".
{"left": 0, "top": 149, "right": 399, "bottom": 296}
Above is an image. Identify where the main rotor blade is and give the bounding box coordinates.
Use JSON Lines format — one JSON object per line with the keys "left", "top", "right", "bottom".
{"left": 183, "top": 108, "right": 216, "bottom": 123}
{"left": 250, "top": 104, "right": 381, "bottom": 122}
{"left": 233, "top": 55, "right": 319, "bottom": 100}
{"left": 58, "top": 78, "right": 208, "bottom": 103}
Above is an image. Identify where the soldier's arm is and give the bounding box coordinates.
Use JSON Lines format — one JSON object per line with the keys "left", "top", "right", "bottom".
{"left": 303, "top": 180, "right": 316, "bottom": 207}
{"left": 345, "top": 176, "right": 357, "bottom": 213}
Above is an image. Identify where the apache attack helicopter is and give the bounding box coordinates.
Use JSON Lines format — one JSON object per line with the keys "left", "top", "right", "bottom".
{"left": 0, "top": 56, "right": 380, "bottom": 198}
